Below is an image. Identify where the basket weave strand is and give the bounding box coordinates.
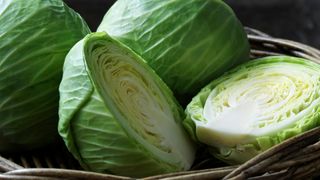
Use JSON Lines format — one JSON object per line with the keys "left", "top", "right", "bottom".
{"left": 224, "top": 127, "right": 320, "bottom": 180}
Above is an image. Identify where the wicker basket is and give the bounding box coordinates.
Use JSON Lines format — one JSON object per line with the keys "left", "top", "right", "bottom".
{"left": 1, "top": 28, "right": 320, "bottom": 180}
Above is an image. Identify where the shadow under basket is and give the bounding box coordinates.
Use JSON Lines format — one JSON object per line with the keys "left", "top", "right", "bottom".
{"left": 1, "top": 28, "right": 320, "bottom": 180}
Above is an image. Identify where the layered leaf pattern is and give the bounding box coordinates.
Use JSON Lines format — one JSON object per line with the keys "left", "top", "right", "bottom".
{"left": 184, "top": 56, "right": 320, "bottom": 164}
{"left": 58, "top": 33, "right": 195, "bottom": 177}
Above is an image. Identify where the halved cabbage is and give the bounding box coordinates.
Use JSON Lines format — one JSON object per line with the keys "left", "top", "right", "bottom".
{"left": 58, "top": 32, "right": 195, "bottom": 177}
{"left": 184, "top": 56, "right": 320, "bottom": 164}
{"left": 98, "top": 0, "right": 249, "bottom": 99}
{"left": 0, "top": 0, "right": 90, "bottom": 151}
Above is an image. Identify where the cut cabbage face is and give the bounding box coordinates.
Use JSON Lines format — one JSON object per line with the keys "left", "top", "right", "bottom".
{"left": 184, "top": 56, "right": 320, "bottom": 164}
{"left": 59, "top": 32, "right": 195, "bottom": 177}
{"left": 84, "top": 33, "right": 195, "bottom": 168}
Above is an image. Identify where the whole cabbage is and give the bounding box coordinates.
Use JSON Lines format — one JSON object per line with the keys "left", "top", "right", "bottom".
{"left": 98, "top": 0, "right": 250, "bottom": 102}
{"left": 0, "top": 0, "right": 90, "bottom": 151}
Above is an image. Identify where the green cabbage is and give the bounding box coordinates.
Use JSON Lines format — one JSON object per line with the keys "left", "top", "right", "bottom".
{"left": 0, "top": 0, "right": 90, "bottom": 151}
{"left": 184, "top": 56, "right": 320, "bottom": 164}
{"left": 58, "top": 32, "right": 195, "bottom": 177}
{"left": 97, "top": 0, "right": 249, "bottom": 100}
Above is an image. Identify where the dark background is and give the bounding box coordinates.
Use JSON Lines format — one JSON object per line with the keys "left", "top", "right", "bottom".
{"left": 63, "top": 0, "right": 320, "bottom": 49}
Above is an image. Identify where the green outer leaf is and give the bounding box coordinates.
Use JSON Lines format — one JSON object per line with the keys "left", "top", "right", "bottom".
{"left": 59, "top": 32, "right": 195, "bottom": 177}
{"left": 184, "top": 56, "right": 320, "bottom": 164}
{"left": 58, "top": 40, "right": 93, "bottom": 170}
{"left": 0, "top": 0, "right": 90, "bottom": 151}
{"left": 98, "top": 0, "right": 249, "bottom": 98}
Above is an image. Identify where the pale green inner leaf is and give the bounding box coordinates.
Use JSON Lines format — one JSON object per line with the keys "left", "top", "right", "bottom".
{"left": 0, "top": 0, "right": 11, "bottom": 16}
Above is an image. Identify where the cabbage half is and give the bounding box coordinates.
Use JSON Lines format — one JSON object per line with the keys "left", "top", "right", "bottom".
{"left": 184, "top": 56, "right": 320, "bottom": 164}
{"left": 58, "top": 32, "right": 195, "bottom": 177}
{"left": 0, "top": 0, "right": 90, "bottom": 151}
{"left": 97, "top": 0, "right": 249, "bottom": 99}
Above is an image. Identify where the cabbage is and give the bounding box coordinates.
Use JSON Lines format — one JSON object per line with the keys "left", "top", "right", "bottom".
{"left": 184, "top": 56, "right": 320, "bottom": 164}
{"left": 97, "top": 0, "right": 249, "bottom": 99}
{"left": 58, "top": 32, "right": 195, "bottom": 177}
{"left": 0, "top": 0, "right": 90, "bottom": 151}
